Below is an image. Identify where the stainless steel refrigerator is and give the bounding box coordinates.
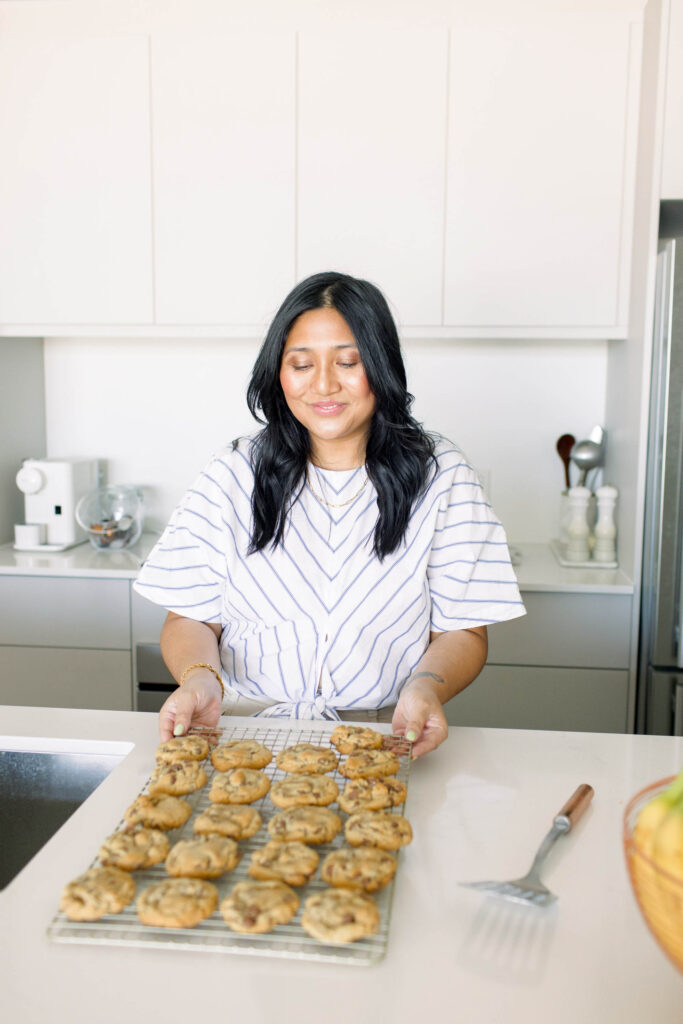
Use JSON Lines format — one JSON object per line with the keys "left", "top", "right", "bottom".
{"left": 638, "top": 214, "right": 683, "bottom": 735}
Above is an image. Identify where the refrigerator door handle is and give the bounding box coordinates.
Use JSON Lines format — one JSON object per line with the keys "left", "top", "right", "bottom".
{"left": 675, "top": 683, "right": 683, "bottom": 736}
{"left": 675, "top": 315, "right": 683, "bottom": 669}
{"left": 678, "top": 405, "right": 683, "bottom": 668}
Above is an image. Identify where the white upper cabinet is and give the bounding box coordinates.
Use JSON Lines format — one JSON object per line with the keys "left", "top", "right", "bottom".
{"left": 297, "top": 27, "right": 448, "bottom": 327}
{"left": 0, "top": 26, "right": 153, "bottom": 326}
{"left": 0, "top": 3, "right": 643, "bottom": 336}
{"left": 661, "top": 0, "right": 683, "bottom": 198}
{"left": 151, "top": 31, "right": 296, "bottom": 327}
{"left": 444, "top": 14, "right": 638, "bottom": 332}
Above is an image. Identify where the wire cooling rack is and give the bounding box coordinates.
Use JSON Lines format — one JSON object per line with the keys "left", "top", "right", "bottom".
{"left": 47, "top": 721, "right": 412, "bottom": 966}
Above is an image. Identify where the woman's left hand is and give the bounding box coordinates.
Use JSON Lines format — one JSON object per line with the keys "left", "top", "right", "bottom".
{"left": 391, "top": 627, "right": 487, "bottom": 757}
{"left": 392, "top": 678, "right": 448, "bottom": 759}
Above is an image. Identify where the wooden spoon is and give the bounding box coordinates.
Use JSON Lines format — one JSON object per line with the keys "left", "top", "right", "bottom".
{"left": 556, "top": 434, "right": 575, "bottom": 490}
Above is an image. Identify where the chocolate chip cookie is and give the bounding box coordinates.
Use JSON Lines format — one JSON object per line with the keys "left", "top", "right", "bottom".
{"left": 381, "top": 776, "right": 407, "bottom": 806}
{"left": 269, "top": 773, "right": 339, "bottom": 809}
{"left": 124, "top": 793, "right": 192, "bottom": 830}
{"left": 60, "top": 867, "right": 136, "bottom": 921}
{"left": 344, "top": 810, "right": 413, "bottom": 850}
{"left": 267, "top": 806, "right": 342, "bottom": 844}
{"left": 148, "top": 759, "right": 207, "bottom": 796}
{"left": 155, "top": 735, "right": 209, "bottom": 764}
{"left": 301, "top": 888, "right": 380, "bottom": 943}
{"left": 193, "top": 804, "right": 262, "bottom": 840}
{"left": 338, "top": 777, "right": 406, "bottom": 813}
{"left": 320, "top": 846, "right": 398, "bottom": 893}
{"left": 339, "top": 750, "right": 400, "bottom": 779}
{"left": 209, "top": 768, "right": 270, "bottom": 805}
{"left": 275, "top": 743, "right": 339, "bottom": 775}
{"left": 330, "top": 724, "right": 384, "bottom": 754}
{"left": 248, "top": 840, "right": 319, "bottom": 886}
{"left": 165, "top": 835, "right": 240, "bottom": 879}
{"left": 211, "top": 739, "right": 273, "bottom": 771}
{"left": 220, "top": 880, "right": 299, "bottom": 934}
{"left": 137, "top": 878, "right": 218, "bottom": 928}
{"left": 98, "top": 825, "right": 170, "bottom": 870}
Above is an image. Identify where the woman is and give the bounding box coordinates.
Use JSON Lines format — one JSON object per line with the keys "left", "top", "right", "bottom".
{"left": 133, "top": 272, "right": 524, "bottom": 757}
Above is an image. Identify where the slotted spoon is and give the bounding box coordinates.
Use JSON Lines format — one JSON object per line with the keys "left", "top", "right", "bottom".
{"left": 460, "top": 783, "right": 594, "bottom": 907}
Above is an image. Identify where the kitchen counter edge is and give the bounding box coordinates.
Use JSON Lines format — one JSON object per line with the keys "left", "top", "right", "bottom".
{"left": 0, "top": 539, "right": 633, "bottom": 593}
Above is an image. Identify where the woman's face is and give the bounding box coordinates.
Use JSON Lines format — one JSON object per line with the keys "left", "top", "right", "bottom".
{"left": 279, "top": 307, "right": 376, "bottom": 465}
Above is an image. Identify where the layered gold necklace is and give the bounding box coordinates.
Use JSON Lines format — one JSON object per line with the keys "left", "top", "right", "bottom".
{"left": 306, "top": 466, "right": 368, "bottom": 508}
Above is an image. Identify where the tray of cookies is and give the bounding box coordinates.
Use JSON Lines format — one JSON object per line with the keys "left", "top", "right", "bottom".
{"left": 48, "top": 721, "right": 413, "bottom": 966}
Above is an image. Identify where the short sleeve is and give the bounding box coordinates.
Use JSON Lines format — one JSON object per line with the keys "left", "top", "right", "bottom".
{"left": 133, "top": 453, "right": 230, "bottom": 623}
{"left": 426, "top": 459, "right": 525, "bottom": 632}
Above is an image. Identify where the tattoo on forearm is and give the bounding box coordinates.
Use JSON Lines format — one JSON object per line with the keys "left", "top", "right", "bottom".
{"left": 409, "top": 671, "right": 445, "bottom": 686}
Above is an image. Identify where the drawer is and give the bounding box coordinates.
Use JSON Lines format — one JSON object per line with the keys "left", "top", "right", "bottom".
{"left": 445, "top": 664, "right": 629, "bottom": 733}
{"left": 0, "top": 646, "right": 132, "bottom": 710}
{"left": 0, "top": 576, "right": 130, "bottom": 648}
{"left": 487, "top": 592, "right": 632, "bottom": 669}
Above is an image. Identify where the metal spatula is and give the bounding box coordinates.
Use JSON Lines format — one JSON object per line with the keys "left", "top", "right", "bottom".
{"left": 460, "top": 783, "right": 594, "bottom": 907}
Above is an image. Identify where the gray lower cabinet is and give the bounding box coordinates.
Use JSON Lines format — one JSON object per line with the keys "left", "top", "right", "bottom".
{"left": 0, "top": 575, "right": 133, "bottom": 710}
{"left": 0, "top": 575, "right": 634, "bottom": 730}
{"left": 445, "top": 665, "right": 629, "bottom": 732}
{"left": 0, "top": 576, "right": 130, "bottom": 648}
{"left": 445, "top": 592, "right": 633, "bottom": 733}
{"left": 0, "top": 646, "right": 132, "bottom": 710}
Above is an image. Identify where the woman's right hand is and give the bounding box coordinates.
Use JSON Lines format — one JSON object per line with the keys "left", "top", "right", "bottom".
{"left": 158, "top": 670, "right": 223, "bottom": 742}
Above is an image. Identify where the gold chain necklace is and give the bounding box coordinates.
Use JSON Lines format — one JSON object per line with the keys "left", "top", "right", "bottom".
{"left": 306, "top": 467, "right": 368, "bottom": 508}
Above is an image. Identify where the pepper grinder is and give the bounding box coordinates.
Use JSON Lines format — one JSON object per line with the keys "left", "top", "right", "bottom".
{"left": 593, "top": 485, "right": 618, "bottom": 563}
{"left": 565, "top": 485, "right": 592, "bottom": 562}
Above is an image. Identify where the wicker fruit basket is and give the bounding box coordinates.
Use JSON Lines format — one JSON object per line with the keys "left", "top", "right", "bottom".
{"left": 623, "top": 777, "right": 683, "bottom": 974}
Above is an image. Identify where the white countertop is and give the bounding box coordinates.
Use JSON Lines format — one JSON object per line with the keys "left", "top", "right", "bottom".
{"left": 0, "top": 532, "right": 160, "bottom": 579}
{"left": 0, "top": 538, "right": 633, "bottom": 594}
{"left": 510, "top": 542, "right": 633, "bottom": 594}
{"left": 1, "top": 705, "right": 679, "bottom": 1023}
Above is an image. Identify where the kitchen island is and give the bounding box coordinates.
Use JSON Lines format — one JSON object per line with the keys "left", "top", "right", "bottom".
{"left": 1, "top": 705, "right": 680, "bottom": 1023}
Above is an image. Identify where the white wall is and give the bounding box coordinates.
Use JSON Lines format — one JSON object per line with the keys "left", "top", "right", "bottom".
{"left": 404, "top": 339, "right": 607, "bottom": 541}
{"left": 43, "top": 337, "right": 607, "bottom": 543}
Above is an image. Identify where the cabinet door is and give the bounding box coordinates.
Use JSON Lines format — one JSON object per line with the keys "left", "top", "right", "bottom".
{"left": 152, "top": 31, "right": 296, "bottom": 326}
{"left": 0, "top": 26, "right": 153, "bottom": 326}
{"left": 445, "top": 665, "right": 629, "bottom": 733}
{"left": 298, "top": 27, "right": 448, "bottom": 326}
{"left": 444, "top": 14, "right": 637, "bottom": 330}
{"left": 0, "top": 577, "right": 130, "bottom": 649}
{"left": 0, "top": 647, "right": 132, "bottom": 710}
{"left": 486, "top": 592, "right": 632, "bottom": 670}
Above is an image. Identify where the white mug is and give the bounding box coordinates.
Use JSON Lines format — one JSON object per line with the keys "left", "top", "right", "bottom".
{"left": 14, "top": 523, "right": 46, "bottom": 547}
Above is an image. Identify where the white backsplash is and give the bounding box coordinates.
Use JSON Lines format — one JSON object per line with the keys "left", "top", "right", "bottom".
{"left": 43, "top": 336, "right": 607, "bottom": 542}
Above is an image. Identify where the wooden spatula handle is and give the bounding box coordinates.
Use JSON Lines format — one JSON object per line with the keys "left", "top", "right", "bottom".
{"left": 557, "top": 783, "right": 594, "bottom": 829}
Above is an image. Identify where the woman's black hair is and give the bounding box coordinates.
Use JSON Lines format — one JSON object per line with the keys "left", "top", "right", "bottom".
{"left": 246, "top": 271, "right": 437, "bottom": 559}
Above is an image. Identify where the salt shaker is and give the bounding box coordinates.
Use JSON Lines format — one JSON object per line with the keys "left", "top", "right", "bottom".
{"left": 565, "top": 485, "right": 592, "bottom": 562}
{"left": 559, "top": 491, "right": 572, "bottom": 545}
{"left": 593, "top": 485, "right": 618, "bottom": 563}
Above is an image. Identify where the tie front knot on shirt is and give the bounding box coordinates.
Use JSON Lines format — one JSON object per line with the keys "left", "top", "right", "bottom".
{"left": 256, "top": 695, "right": 341, "bottom": 721}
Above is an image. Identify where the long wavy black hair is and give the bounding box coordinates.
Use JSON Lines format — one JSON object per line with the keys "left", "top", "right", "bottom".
{"left": 246, "top": 271, "right": 437, "bottom": 559}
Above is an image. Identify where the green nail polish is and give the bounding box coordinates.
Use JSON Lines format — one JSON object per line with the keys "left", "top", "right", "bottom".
{"left": 406, "top": 730, "right": 417, "bottom": 742}
{"left": 173, "top": 723, "right": 185, "bottom": 737}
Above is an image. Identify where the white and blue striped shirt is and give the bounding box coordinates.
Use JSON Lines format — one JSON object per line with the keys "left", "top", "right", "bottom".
{"left": 133, "top": 435, "right": 525, "bottom": 719}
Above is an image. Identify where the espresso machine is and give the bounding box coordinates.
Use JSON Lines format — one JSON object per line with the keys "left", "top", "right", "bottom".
{"left": 14, "top": 457, "right": 100, "bottom": 551}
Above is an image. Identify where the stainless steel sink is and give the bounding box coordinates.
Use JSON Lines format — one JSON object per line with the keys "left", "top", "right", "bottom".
{"left": 0, "top": 740, "right": 129, "bottom": 889}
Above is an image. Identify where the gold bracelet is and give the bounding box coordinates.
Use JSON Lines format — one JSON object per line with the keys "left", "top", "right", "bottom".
{"left": 179, "top": 662, "right": 225, "bottom": 701}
